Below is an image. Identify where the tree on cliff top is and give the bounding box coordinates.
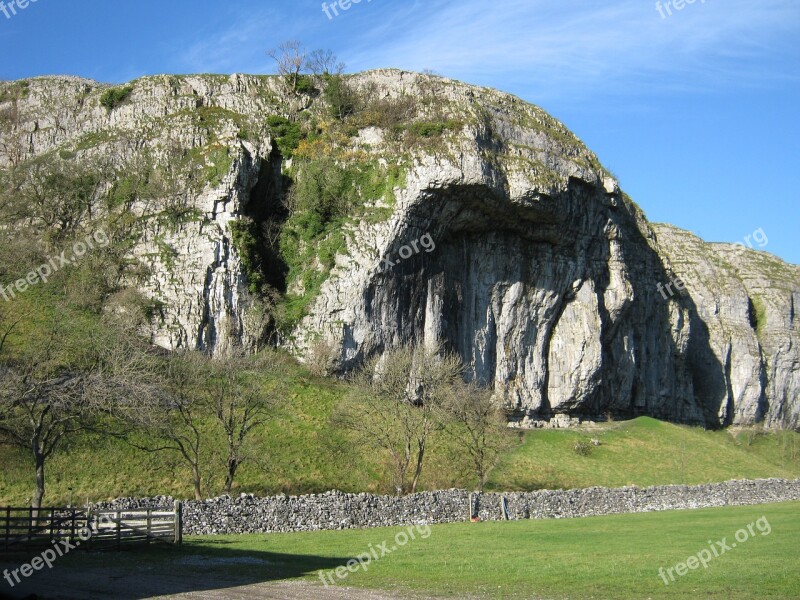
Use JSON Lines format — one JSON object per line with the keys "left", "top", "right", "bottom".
{"left": 267, "top": 40, "right": 309, "bottom": 94}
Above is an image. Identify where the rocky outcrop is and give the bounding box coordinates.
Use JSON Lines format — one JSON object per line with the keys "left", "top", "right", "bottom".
{"left": 1, "top": 71, "right": 797, "bottom": 429}
{"left": 652, "top": 226, "right": 800, "bottom": 429}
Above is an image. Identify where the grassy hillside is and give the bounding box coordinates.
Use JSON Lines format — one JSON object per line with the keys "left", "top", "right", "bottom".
{"left": 487, "top": 416, "right": 800, "bottom": 491}
{"left": 1, "top": 365, "right": 798, "bottom": 506}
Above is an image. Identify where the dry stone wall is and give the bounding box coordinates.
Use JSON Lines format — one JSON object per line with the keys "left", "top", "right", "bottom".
{"left": 95, "top": 478, "right": 800, "bottom": 535}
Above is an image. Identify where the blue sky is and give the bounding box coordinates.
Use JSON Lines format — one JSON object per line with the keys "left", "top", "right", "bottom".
{"left": 1, "top": 0, "right": 798, "bottom": 263}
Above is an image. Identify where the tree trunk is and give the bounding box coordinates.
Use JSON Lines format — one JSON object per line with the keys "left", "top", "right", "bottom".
{"left": 32, "top": 448, "right": 46, "bottom": 517}
{"left": 409, "top": 441, "right": 426, "bottom": 495}
{"left": 191, "top": 464, "right": 203, "bottom": 501}
{"left": 223, "top": 457, "right": 239, "bottom": 495}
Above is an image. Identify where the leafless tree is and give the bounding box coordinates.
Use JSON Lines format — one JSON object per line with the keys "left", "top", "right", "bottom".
{"left": 444, "top": 382, "right": 512, "bottom": 491}
{"left": 0, "top": 369, "right": 89, "bottom": 512}
{"left": 0, "top": 314, "right": 87, "bottom": 512}
{"left": 209, "top": 352, "right": 287, "bottom": 494}
{"left": 306, "top": 49, "right": 345, "bottom": 78}
{"left": 122, "top": 351, "right": 209, "bottom": 500}
{"left": 6, "top": 157, "right": 104, "bottom": 248}
{"left": 0, "top": 312, "right": 157, "bottom": 512}
{"left": 336, "top": 345, "right": 462, "bottom": 495}
{"left": 267, "top": 40, "right": 308, "bottom": 94}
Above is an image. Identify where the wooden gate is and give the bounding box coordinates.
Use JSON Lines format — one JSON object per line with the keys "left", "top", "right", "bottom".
{"left": 88, "top": 503, "right": 183, "bottom": 548}
{"left": 1, "top": 502, "right": 182, "bottom": 551}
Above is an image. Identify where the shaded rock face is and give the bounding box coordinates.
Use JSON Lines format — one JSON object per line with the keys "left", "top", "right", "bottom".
{"left": 1, "top": 71, "right": 797, "bottom": 429}
{"left": 306, "top": 170, "right": 714, "bottom": 426}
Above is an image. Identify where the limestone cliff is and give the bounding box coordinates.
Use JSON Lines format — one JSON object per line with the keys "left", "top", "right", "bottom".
{"left": 0, "top": 70, "right": 797, "bottom": 429}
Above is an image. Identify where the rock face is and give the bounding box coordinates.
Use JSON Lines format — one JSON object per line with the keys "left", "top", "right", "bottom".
{"left": 1, "top": 71, "right": 797, "bottom": 429}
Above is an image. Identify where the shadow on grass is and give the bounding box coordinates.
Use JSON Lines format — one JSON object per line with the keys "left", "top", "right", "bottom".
{"left": 0, "top": 540, "right": 349, "bottom": 599}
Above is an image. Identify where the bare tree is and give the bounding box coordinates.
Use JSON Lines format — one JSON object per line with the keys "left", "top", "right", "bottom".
{"left": 6, "top": 157, "right": 104, "bottom": 248}
{"left": 306, "top": 49, "right": 345, "bottom": 78}
{"left": 208, "top": 352, "right": 287, "bottom": 494}
{"left": 445, "top": 382, "right": 512, "bottom": 491}
{"left": 0, "top": 372, "right": 89, "bottom": 511}
{"left": 0, "top": 315, "right": 87, "bottom": 511}
{"left": 122, "top": 352, "right": 209, "bottom": 500}
{"left": 336, "top": 345, "right": 462, "bottom": 495}
{"left": 0, "top": 312, "right": 154, "bottom": 512}
{"left": 267, "top": 40, "right": 308, "bottom": 94}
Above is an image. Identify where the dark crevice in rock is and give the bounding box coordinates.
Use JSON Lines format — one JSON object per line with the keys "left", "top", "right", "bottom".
{"left": 747, "top": 296, "right": 759, "bottom": 331}
{"left": 241, "top": 144, "right": 290, "bottom": 293}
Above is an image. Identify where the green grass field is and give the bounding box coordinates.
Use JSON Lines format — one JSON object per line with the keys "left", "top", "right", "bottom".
{"left": 33, "top": 501, "right": 800, "bottom": 599}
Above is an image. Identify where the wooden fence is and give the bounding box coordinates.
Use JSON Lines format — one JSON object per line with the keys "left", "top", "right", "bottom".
{"left": 1, "top": 502, "right": 182, "bottom": 551}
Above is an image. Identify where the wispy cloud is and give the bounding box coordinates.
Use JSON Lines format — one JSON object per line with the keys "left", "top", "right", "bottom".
{"left": 170, "top": 0, "right": 799, "bottom": 103}
{"left": 176, "top": 5, "right": 322, "bottom": 75}
{"left": 344, "top": 0, "right": 800, "bottom": 100}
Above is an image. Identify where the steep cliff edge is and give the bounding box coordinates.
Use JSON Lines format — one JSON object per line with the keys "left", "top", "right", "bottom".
{"left": 0, "top": 71, "right": 797, "bottom": 429}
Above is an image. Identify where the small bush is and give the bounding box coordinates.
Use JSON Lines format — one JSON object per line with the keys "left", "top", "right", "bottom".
{"left": 286, "top": 156, "right": 354, "bottom": 232}
{"left": 204, "top": 147, "right": 233, "bottom": 185}
{"left": 323, "top": 74, "right": 358, "bottom": 120}
{"left": 100, "top": 86, "right": 134, "bottom": 111}
{"left": 407, "top": 120, "right": 461, "bottom": 138}
{"left": 306, "top": 338, "right": 340, "bottom": 377}
{"left": 267, "top": 116, "right": 305, "bottom": 158}
{"left": 229, "top": 218, "right": 266, "bottom": 295}
{"left": 573, "top": 440, "right": 592, "bottom": 457}
{"left": 294, "top": 75, "right": 316, "bottom": 95}
{"left": 356, "top": 94, "right": 416, "bottom": 129}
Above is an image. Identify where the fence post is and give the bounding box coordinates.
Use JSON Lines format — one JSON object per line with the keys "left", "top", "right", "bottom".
{"left": 116, "top": 510, "right": 121, "bottom": 550}
{"left": 28, "top": 506, "right": 33, "bottom": 542}
{"left": 4, "top": 507, "right": 9, "bottom": 551}
{"left": 147, "top": 508, "right": 153, "bottom": 544}
{"left": 86, "top": 503, "right": 93, "bottom": 540}
{"left": 174, "top": 500, "right": 183, "bottom": 545}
